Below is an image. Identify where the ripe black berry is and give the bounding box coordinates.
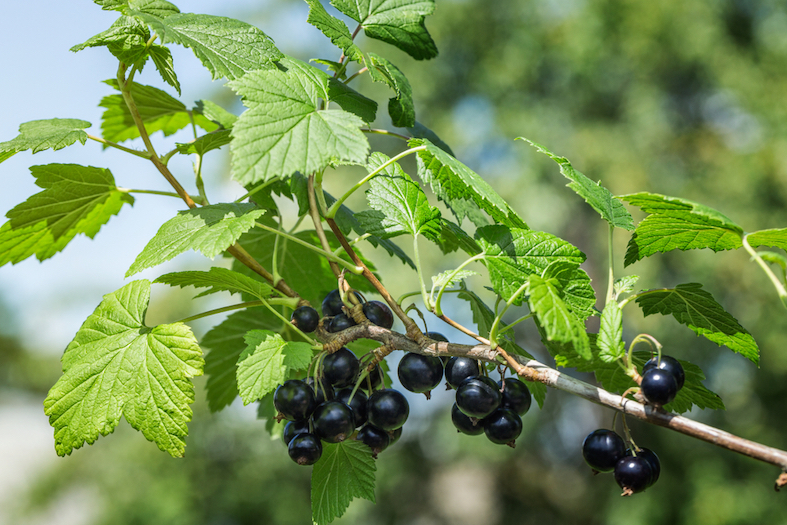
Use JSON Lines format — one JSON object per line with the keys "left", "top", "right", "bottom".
{"left": 335, "top": 388, "right": 368, "bottom": 427}
{"left": 451, "top": 403, "right": 484, "bottom": 435}
{"left": 321, "top": 347, "right": 360, "bottom": 388}
{"left": 626, "top": 447, "right": 661, "bottom": 488}
{"left": 498, "top": 378, "right": 532, "bottom": 416}
{"left": 482, "top": 408, "right": 523, "bottom": 445}
{"left": 640, "top": 368, "right": 678, "bottom": 406}
{"left": 614, "top": 455, "right": 653, "bottom": 494}
{"left": 643, "top": 355, "right": 685, "bottom": 391}
{"left": 582, "top": 429, "right": 627, "bottom": 473}
{"left": 282, "top": 419, "right": 311, "bottom": 446}
{"left": 455, "top": 375, "right": 501, "bottom": 419}
{"left": 397, "top": 352, "right": 443, "bottom": 395}
{"left": 444, "top": 357, "right": 480, "bottom": 389}
{"left": 328, "top": 313, "right": 356, "bottom": 333}
{"left": 290, "top": 305, "right": 319, "bottom": 333}
{"left": 425, "top": 331, "right": 448, "bottom": 342}
{"left": 273, "top": 379, "right": 317, "bottom": 421}
{"left": 367, "top": 388, "right": 409, "bottom": 431}
{"left": 288, "top": 433, "right": 322, "bottom": 465}
{"left": 321, "top": 289, "right": 362, "bottom": 317}
{"left": 363, "top": 300, "right": 393, "bottom": 329}
{"left": 306, "top": 376, "right": 334, "bottom": 405}
{"left": 311, "top": 401, "right": 356, "bottom": 443}
{"left": 356, "top": 424, "right": 391, "bottom": 456}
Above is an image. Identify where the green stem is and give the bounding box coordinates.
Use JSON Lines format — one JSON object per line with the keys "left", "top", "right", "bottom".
{"left": 272, "top": 221, "right": 283, "bottom": 286}
{"left": 344, "top": 67, "right": 368, "bottom": 84}
{"left": 619, "top": 287, "right": 669, "bottom": 309}
{"left": 433, "top": 255, "right": 485, "bottom": 316}
{"left": 314, "top": 169, "right": 329, "bottom": 216}
{"left": 606, "top": 223, "right": 615, "bottom": 305}
{"left": 117, "top": 188, "right": 206, "bottom": 205}
{"left": 397, "top": 290, "right": 424, "bottom": 305}
{"left": 361, "top": 128, "right": 412, "bottom": 142}
{"left": 87, "top": 134, "right": 152, "bottom": 159}
{"left": 193, "top": 153, "right": 209, "bottom": 205}
{"left": 235, "top": 179, "right": 277, "bottom": 203}
{"left": 334, "top": 233, "right": 372, "bottom": 255}
{"left": 177, "top": 300, "right": 263, "bottom": 324}
{"left": 254, "top": 221, "right": 363, "bottom": 274}
{"left": 412, "top": 235, "right": 431, "bottom": 310}
{"left": 259, "top": 298, "right": 318, "bottom": 346}
{"left": 742, "top": 234, "right": 787, "bottom": 309}
{"left": 488, "top": 282, "right": 529, "bottom": 346}
{"left": 325, "top": 145, "right": 427, "bottom": 218}
{"left": 497, "top": 313, "right": 535, "bottom": 335}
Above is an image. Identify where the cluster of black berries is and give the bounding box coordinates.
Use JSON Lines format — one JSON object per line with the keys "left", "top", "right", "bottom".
{"left": 582, "top": 429, "right": 661, "bottom": 495}
{"left": 640, "top": 355, "right": 685, "bottom": 407}
{"left": 281, "top": 291, "right": 407, "bottom": 465}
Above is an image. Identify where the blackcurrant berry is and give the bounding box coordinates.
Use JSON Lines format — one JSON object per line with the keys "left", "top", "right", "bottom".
{"left": 306, "top": 376, "right": 334, "bottom": 405}
{"left": 290, "top": 305, "right": 319, "bottom": 333}
{"left": 626, "top": 447, "right": 661, "bottom": 487}
{"left": 582, "top": 429, "right": 627, "bottom": 473}
{"left": 311, "top": 401, "right": 356, "bottom": 443}
{"left": 614, "top": 455, "right": 653, "bottom": 494}
{"left": 274, "top": 379, "right": 317, "bottom": 421}
{"left": 451, "top": 403, "right": 484, "bottom": 436}
{"left": 288, "top": 433, "right": 323, "bottom": 465}
{"left": 363, "top": 300, "right": 394, "bottom": 329}
{"left": 425, "top": 331, "right": 449, "bottom": 342}
{"left": 328, "top": 313, "right": 356, "bottom": 333}
{"left": 321, "top": 347, "right": 360, "bottom": 388}
{"left": 498, "top": 378, "right": 532, "bottom": 416}
{"left": 444, "top": 357, "right": 480, "bottom": 389}
{"left": 643, "top": 355, "right": 685, "bottom": 391}
{"left": 388, "top": 426, "right": 403, "bottom": 446}
{"left": 397, "top": 352, "right": 443, "bottom": 395}
{"left": 640, "top": 368, "right": 678, "bottom": 407}
{"left": 356, "top": 424, "right": 391, "bottom": 456}
{"left": 367, "top": 388, "right": 409, "bottom": 431}
{"left": 282, "top": 419, "right": 311, "bottom": 446}
{"left": 321, "top": 289, "right": 362, "bottom": 317}
{"left": 482, "top": 408, "right": 523, "bottom": 445}
{"left": 455, "top": 375, "right": 501, "bottom": 419}
{"left": 335, "top": 388, "right": 368, "bottom": 427}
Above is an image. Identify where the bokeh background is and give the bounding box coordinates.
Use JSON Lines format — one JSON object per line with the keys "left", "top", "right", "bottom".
{"left": 1, "top": 0, "right": 787, "bottom": 524}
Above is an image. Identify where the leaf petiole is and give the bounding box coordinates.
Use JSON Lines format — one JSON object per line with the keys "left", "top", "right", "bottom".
{"left": 742, "top": 233, "right": 787, "bottom": 309}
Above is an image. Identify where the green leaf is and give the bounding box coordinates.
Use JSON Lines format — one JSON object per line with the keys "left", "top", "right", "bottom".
{"left": 407, "top": 121, "right": 453, "bottom": 155}
{"left": 620, "top": 193, "right": 744, "bottom": 266}
{"left": 747, "top": 228, "right": 787, "bottom": 251}
{"left": 306, "top": 0, "right": 362, "bottom": 61}
{"left": 411, "top": 138, "right": 526, "bottom": 228}
{"left": 367, "top": 53, "right": 415, "bottom": 127}
{"left": 154, "top": 267, "right": 273, "bottom": 299}
{"left": 456, "top": 285, "right": 547, "bottom": 408}
{"left": 175, "top": 129, "right": 232, "bottom": 156}
{"left": 521, "top": 139, "right": 634, "bottom": 231}
{"left": 527, "top": 273, "right": 591, "bottom": 360}
{"left": 100, "top": 80, "right": 215, "bottom": 143}
{"left": 43, "top": 280, "right": 204, "bottom": 457}
{"left": 201, "top": 307, "right": 281, "bottom": 411}
{"left": 71, "top": 15, "right": 151, "bottom": 65}
{"left": 195, "top": 100, "right": 237, "bottom": 129}
{"left": 141, "top": 12, "right": 282, "bottom": 80}
{"left": 98, "top": 0, "right": 180, "bottom": 17}
{"left": 149, "top": 44, "right": 181, "bottom": 94}
{"left": 355, "top": 152, "right": 441, "bottom": 240}
{"left": 0, "top": 164, "right": 134, "bottom": 266}
{"left": 597, "top": 301, "right": 624, "bottom": 363}
{"left": 613, "top": 275, "right": 640, "bottom": 299}
{"left": 0, "top": 118, "right": 91, "bottom": 160}
{"left": 330, "top": 0, "right": 437, "bottom": 60}
{"left": 228, "top": 57, "right": 371, "bottom": 186}
{"left": 431, "top": 269, "right": 478, "bottom": 290}
{"left": 635, "top": 283, "right": 759, "bottom": 365}
{"left": 236, "top": 330, "right": 313, "bottom": 405}
{"left": 435, "top": 219, "right": 481, "bottom": 255}
{"left": 541, "top": 259, "right": 597, "bottom": 321}
{"left": 311, "top": 440, "right": 376, "bottom": 525}
{"left": 126, "top": 203, "right": 267, "bottom": 277}
{"left": 475, "top": 225, "right": 587, "bottom": 307}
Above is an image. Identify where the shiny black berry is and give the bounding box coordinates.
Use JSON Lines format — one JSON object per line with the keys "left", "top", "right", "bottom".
{"left": 397, "top": 352, "right": 443, "bottom": 395}
{"left": 290, "top": 306, "right": 319, "bottom": 333}
{"left": 482, "top": 408, "right": 523, "bottom": 445}
{"left": 311, "top": 401, "right": 356, "bottom": 443}
{"left": 614, "top": 455, "right": 653, "bottom": 494}
{"left": 363, "top": 300, "right": 394, "bottom": 329}
{"left": 367, "top": 388, "right": 409, "bottom": 431}
{"left": 444, "top": 357, "right": 480, "bottom": 389}
{"left": 640, "top": 368, "right": 678, "bottom": 406}
{"left": 321, "top": 347, "right": 360, "bottom": 388}
{"left": 356, "top": 424, "right": 390, "bottom": 456}
{"left": 288, "top": 433, "right": 322, "bottom": 465}
{"left": 455, "top": 375, "right": 501, "bottom": 419}
{"left": 582, "top": 429, "right": 627, "bottom": 473}
{"left": 498, "top": 378, "right": 532, "bottom": 416}
{"left": 274, "top": 380, "right": 317, "bottom": 421}
{"left": 306, "top": 376, "right": 334, "bottom": 405}
{"left": 328, "top": 313, "right": 356, "bottom": 333}
{"left": 643, "top": 355, "right": 685, "bottom": 391}
{"left": 451, "top": 403, "right": 484, "bottom": 435}
{"left": 425, "top": 331, "right": 449, "bottom": 342}
{"left": 321, "top": 289, "right": 362, "bottom": 317}
{"left": 335, "top": 388, "right": 368, "bottom": 428}
{"left": 627, "top": 447, "right": 661, "bottom": 487}
{"left": 282, "top": 419, "right": 311, "bottom": 446}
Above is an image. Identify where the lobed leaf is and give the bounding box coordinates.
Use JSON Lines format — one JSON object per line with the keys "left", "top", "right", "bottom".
{"left": 71, "top": 15, "right": 151, "bottom": 65}
{"left": 597, "top": 301, "right": 624, "bottom": 363}
{"left": 620, "top": 193, "right": 743, "bottom": 266}
{"left": 635, "top": 283, "right": 759, "bottom": 365}
{"left": 175, "top": 129, "right": 232, "bottom": 156}
{"left": 154, "top": 267, "right": 273, "bottom": 299}
{"left": 367, "top": 53, "right": 415, "bottom": 128}
{"left": 613, "top": 275, "right": 640, "bottom": 299}
{"left": 527, "top": 273, "right": 591, "bottom": 360}
{"left": 0, "top": 119, "right": 91, "bottom": 161}
{"left": 431, "top": 269, "right": 478, "bottom": 290}
{"left": 311, "top": 441, "right": 376, "bottom": 525}
{"left": 43, "top": 280, "right": 204, "bottom": 457}
{"left": 149, "top": 44, "right": 181, "bottom": 94}
{"left": 747, "top": 228, "right": 787, "bottom": 252}
{"left": 126, "top": 203, "right": 267, "bottom": 277}
{"left": 306, "top": 0, "right": 362, "bottom": 61}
